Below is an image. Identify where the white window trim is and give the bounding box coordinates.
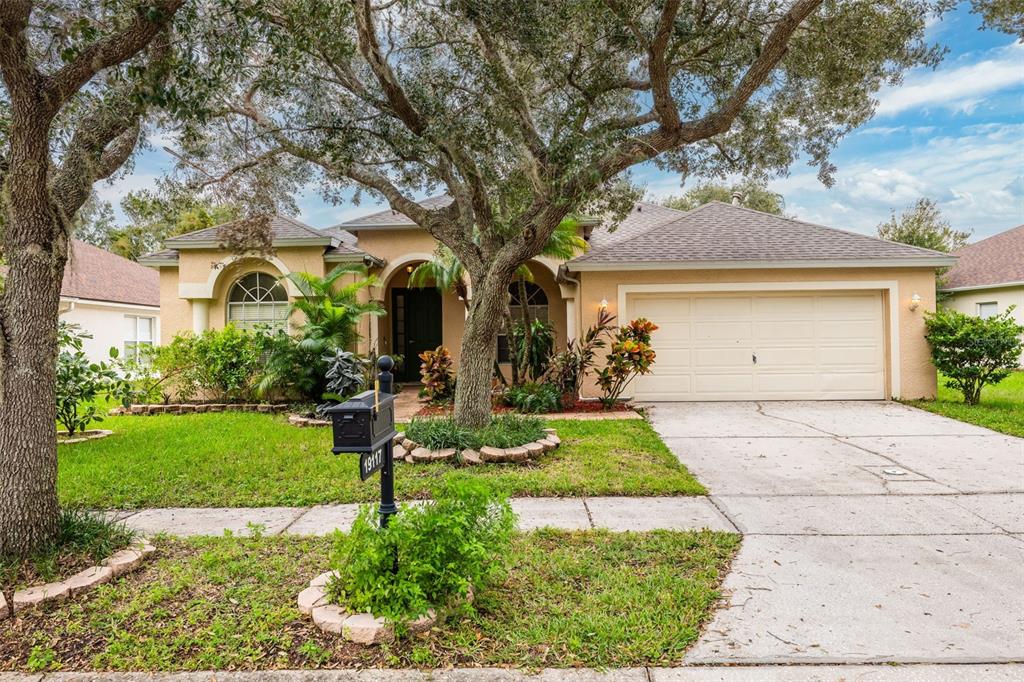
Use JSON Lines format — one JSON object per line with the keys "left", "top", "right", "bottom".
{"left": 976, "top": 301, "right": 999, "bottom": 319}
{"left": 124, "top": 314, "right": 155, "bottom": 361}
{"left": 616, "top": 280, "right": 902, "bottom": 399}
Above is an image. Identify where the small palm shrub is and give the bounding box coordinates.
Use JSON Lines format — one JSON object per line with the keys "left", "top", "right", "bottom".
{"left": 327, "top": 479, "right": 515, "bottom": 624}
{"left": 925, "top": 306, "right": 1024, "bottom": 405}
{"left": 596, "top": 318, "right": 658, "bottom": 409}
{"left": 406, "top": 413, "right": 545, "bottom": 450}
{"left": 504, "top": 381, "right": 561, "bottom": 413}
{"left": 419, "top": 346, "right": 456, "bottom": 403}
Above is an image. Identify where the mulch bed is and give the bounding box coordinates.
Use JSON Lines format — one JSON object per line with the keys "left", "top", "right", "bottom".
{"left": 415, "top": 401, "right": 634, "bottom": 418}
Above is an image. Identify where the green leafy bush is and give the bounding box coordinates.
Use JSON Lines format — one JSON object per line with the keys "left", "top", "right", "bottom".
{"left": 504, "top": 382, "right": 561, "bottom": 413}
{"left": 406, "top": 413, "right": 545, "bottom": 450}
{"left": 55, "top": 322, "right": 120, "bottom": 434}
{"left": 327, "top": 479, "right": 515, "bottom": 623}
{"left": 256, "top": 331, "right": 327, "bottom": 402}
{"left": 419, "top": 346, "right": 456, "bottom": 403}
{"left": 152, "top": 326, "right": 269, "bottom": 402}
{"left": 544, "top": 308, "right": 615, "bottom": 407}
{"left": 509, "top": 319, "right": 555, "bottom": 381}
{"left": 925, "top": 306, "right": 1024, "bottom": 405}
{"left": 596, "top": 318, "right": 658, "bottom": 409}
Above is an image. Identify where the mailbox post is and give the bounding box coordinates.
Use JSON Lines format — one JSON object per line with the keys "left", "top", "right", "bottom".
{"left": 324, "top": 356, "right": 399, "bottom": 527}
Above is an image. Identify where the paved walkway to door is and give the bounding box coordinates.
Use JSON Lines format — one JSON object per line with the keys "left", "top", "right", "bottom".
{"left": 647, "top": 400, "right": 1024, "bottom": 666}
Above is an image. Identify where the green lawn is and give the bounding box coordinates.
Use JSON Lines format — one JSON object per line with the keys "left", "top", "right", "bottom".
{"left": 909, "top": 370, "right": 1024, "bottom": 437}
{"left": 0, "top": 530, "right": 739, "bottom": 671}
{"left": 58, "top": 414, "right": 704, "bottom": 508}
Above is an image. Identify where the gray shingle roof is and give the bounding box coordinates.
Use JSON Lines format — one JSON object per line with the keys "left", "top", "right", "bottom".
{"left": 943, "top": 225, "right": 1024, "bottom": 290}
{"left": 62, "top": 240, "right": 160, "bottom": 306}
{"left": 338, "top": 196, "right": 454, "bottom": 229}
{"left": 165, "top": 214, "right": 331, "bottom": 245}
{"left": 587, "top": 201, "right": 687, "bottom": 249}
{"left": 570, "top": 202, "right": 955, "bottom": 267}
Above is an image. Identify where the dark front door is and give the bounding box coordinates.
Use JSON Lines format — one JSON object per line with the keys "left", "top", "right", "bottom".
{"left": 391, "top": 287, "right": 443, "bottom": 381}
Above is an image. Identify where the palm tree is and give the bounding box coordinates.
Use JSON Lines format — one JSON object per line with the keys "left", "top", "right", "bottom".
{"left": 285, "top": 263, "right": 385, "bottom": 352}
{"left": 409, "top": 219, "right": 587, "bottom": 384}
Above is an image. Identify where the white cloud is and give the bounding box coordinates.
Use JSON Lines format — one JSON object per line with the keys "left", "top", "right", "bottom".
{"left": 765, "top": 123, "right": 1024, "bottom": 237}
{"left": 875, "top": 42, "right": 1024, "bottom": 116}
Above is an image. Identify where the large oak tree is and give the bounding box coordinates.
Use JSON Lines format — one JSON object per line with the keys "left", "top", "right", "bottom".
{"left": 182, "top": 0, "right": 944, "bottom": 427}
{"left": 0, "top": 0, "right": 253, "bottom": 556}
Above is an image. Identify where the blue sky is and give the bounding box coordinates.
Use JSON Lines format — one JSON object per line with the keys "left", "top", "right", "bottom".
{"left": 100, "top": 2, "right": 1023, "bottom": 242}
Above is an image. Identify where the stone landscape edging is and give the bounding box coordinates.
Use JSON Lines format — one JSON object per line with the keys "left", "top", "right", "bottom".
{"left": 299, "top": 571, "right": 473, "bottom": 644}
{"left": 112, "top": 404, "right": 290, "bottom": 416}
{"left": 1, "top": 539, "right": 156, "bottom": 620}
{"left": 396, "top": 427, "right": 560, "bottom": 465}
{"left": 56, "top": 429, "right": 113, "bottom": 444}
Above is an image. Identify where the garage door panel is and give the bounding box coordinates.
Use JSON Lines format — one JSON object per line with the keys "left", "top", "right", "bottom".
{"left": 755, "top": 347, "right": 816, "bottom": 367}
{"left": 694, "top": 346, "right": 755, "bottom": 368}
{"left": 754, "top": 296, "right": 815, "bottom": 316}
{"left": 694, "top": 297, "right": 751, "bottom": 317}
{"left": 694, "top": 373, "right": 754, "bottom": 394}
{"left": 627, "top": 290, "right": 885, "bottom": 401}
{"left": 632, "top": 296, "right": 691, "bottom": 321}
{"left": 695, "top": 320, "right": 752, "bottom": 341}
{"left": 755, "top": 320, "right": 815, "bottom": 340}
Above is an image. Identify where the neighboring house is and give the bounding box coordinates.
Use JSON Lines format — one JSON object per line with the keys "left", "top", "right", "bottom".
{"left": 140, "top": 199, "right": 954, "bottom": 401}
{"left": 941, "top": 224, "right": 1024, "bottom": 366}
{"left": 59, "top": 240, "right": 161, "bottom": 364}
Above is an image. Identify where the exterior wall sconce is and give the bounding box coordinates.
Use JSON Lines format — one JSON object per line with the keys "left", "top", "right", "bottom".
{"left": 909, "top": 293, "right": 922, "bottom": 311}
{"left": 405, "top": 264, "right": 414, "bottom": 274}
{"left": 600, "top": 298, "right": 608, "bottom": 310}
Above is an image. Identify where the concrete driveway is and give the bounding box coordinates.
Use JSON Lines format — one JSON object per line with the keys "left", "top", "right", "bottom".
{"left": 648, "top": 401, "right": 1024, "bottom": 665}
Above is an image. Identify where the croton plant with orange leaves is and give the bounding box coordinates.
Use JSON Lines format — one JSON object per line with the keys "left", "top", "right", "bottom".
{"left": 595, "top": 318, "right": 658, "bottom": 409}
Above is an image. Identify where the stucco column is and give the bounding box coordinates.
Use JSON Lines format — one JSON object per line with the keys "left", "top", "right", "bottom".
{"left": 191, "top": 299, "right": 210, "bottom": 334}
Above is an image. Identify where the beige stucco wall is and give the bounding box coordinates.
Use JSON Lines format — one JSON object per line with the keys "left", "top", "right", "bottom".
{"left": 574, "top": 266, "right": 940, "bottom": 400}
{"left": 944, "top": 285, "right": 1024, "bottom": 366}
{"left": 155, "top": 246, "right": 329, "bottom": 343}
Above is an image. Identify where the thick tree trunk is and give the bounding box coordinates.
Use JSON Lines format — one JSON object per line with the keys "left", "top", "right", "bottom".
{"left": 0, "top": 124, "right": 68, "bottom": 557}
{"left": 454, "top": 268, "right": 512, "bottom": 428}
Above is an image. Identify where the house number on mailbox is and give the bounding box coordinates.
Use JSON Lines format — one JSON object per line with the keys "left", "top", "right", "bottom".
{"left": 360, "top": 444, "right": 386, "bottom": 481}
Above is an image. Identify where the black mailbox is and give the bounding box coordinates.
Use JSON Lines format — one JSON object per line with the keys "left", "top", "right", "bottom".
{"left": 324, "top": 390, "right": 397, "bottom": 454}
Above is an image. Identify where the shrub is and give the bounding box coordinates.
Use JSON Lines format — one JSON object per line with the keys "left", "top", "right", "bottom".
{"left": 544, "top": 308, "right": 615, "bottom": 404}
{"left": 419, "top": 346, "right": 456, "bottom": 403}
{"left": 406, "top": 413, "right": 545, "bottom": 450}
{"left": 327, "top": 479, "right": 515, "bottom": 623}
{"left": 316, "top": 349, "right": 368, "bottom": 416}
{"left": 256, "top": 331, "right": 327, "bottom": 402}
{"left": 152, "top": 326, "right": 268, "bottom": 402}
{"left": 510, "top": 319, "right": 555, "bottom": 381}
{"left": 55, "top": 322, "right": 119, "bottom": 434}
{"left": 595, "top": 318, "right": 658, "bottom": 409}
{"left": 504, "top": 381, "right": 561, "bottom": 413}
{"left": 925, "top": 306, "right": 1024, "bottom": 405}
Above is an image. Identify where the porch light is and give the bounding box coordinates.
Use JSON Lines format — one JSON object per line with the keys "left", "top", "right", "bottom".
{"left": 600, "top": 298, "right": 608, "bottom": 310}
{"left": 909, "top": 293, "right": 922, "bottom": 311}
{"left": 405, "top": 264, "right": 414, "bottom": 274}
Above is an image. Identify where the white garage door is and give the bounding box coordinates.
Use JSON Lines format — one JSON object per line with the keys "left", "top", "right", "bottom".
{"left": 626, "top": 291, "right": 886, "bottom": 401}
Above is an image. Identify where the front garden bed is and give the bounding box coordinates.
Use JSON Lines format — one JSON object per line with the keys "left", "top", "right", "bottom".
{"left": 112, "top": 403, "right": 291, "bottom": 416}
{"left": 56, "top": 429, "right": 112, "bottom": 444}
{"left": 0, "top": 530, "right": 738, "bottom": 671}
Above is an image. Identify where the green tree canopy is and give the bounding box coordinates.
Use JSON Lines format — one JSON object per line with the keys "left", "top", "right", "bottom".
{"left": 877, "top": 198, "right": 971, "bottom": 253}
{"left": 662, "top": 180, "right": 785, "bottom": 215}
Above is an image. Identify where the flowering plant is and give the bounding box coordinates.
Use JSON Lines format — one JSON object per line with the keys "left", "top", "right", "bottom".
{"left": 595, "top": 318, "right": 658, "bottom": 409}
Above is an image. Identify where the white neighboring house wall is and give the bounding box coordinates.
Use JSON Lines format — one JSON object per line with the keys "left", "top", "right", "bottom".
{"left": 943, "top": 284, "right": 1024, "bottom": 367}
{"left": 58, "top": 297, "right": 161, "bottom": 366}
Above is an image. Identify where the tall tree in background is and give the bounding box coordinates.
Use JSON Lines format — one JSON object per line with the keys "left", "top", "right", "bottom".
{"left": 877, "top": 198, "right": 970, "bottom": 295}
{"left": 662, "top": 180, "right": 786, "bottom": 215}
{"left": 877, "top": 198, "right": 971, "bottom": 252}
{"left": 971, "top": 0, "right": 1023, "bottom": 37}
{"left": 180, "top": 0, "right": 946, "bottom": 427}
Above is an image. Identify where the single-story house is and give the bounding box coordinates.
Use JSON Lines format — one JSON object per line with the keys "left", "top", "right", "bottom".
{"left": 59, "top": 240, "right": 161, "bottom": 364}
{"left": 140, "top": 199, "right": 954, "bottom": 400}
{"left": 941, "top": 224, "right": 1024, "bottom": 366}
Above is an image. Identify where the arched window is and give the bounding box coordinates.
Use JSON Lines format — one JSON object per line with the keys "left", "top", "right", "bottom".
{"left": 498, "top": 281, "right": 549, "bottom": 362}
{"left": 227, "top": 272, "right": 289, "bottom": 331}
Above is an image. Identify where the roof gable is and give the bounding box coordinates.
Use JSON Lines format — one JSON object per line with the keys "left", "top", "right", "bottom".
{"left": 943, "top": 224, "right": 1024, "bottom": 290}
{"left": 570, "top": 201, "right": 956, "bottom": 269}
{"left": 165, "top": 214, "right": 333, "bottom": 247}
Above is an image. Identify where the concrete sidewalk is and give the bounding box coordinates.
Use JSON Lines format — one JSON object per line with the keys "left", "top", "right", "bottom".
{"left": 3, "top": 664, "right": 1023, "bottom": 681}
{"left": 107, "top": 496, "right": 738, "bottom": 537}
